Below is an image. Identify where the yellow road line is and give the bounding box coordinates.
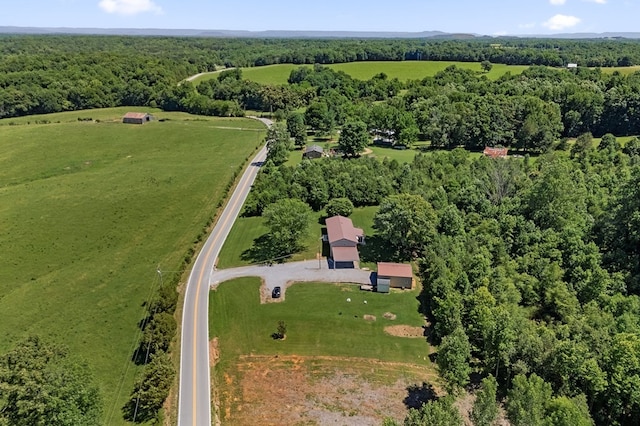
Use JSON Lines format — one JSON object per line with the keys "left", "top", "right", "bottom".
{"left": 190, "top": 160, "right": 259, "bottom": 425}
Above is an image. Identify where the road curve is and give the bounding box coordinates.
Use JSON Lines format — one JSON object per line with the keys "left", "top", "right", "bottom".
{"left": 184, "top": 67, "right": 236, "bottom": 82}
{"left": 178, "top": 117, "right": 271, "bottom": 426}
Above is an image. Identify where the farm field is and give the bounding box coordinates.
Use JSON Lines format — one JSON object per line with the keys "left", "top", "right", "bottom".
{"left": 0, "top": 107, "right": 266, "bottom": 424}
{"left": 191, "top": 61, "right": 531, "bottom": 86}
{"left": 189, "top": 62, "right": 640, "bottom": 88}
{"left": 209, "top": 278, "right": 435, "bottom": 424}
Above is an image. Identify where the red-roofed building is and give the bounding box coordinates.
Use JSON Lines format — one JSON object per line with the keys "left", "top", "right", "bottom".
{"left": 376, "top": 262, "right": 413, "bottom": 292}
{"left": 123, "top": 112, "right": 152, "bottom": 124}
{"left": 325, "top": 215, "right": 364, "bottom": 268}
{"left": 483, "top": 147, "right": 508, "bottom": 158}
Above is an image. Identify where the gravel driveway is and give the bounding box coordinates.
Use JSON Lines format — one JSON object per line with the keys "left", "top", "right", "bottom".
{"left": 210, "top": 258, "right": 374, "bottom": 295}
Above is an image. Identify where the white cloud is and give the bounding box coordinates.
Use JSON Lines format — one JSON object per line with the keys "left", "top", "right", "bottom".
{"left": 543, "top": 14, "right": 581, "bottom": 30}
{"left": 98, "top": 0, "right": 162, "bottom": 15}
{"left": 549, "top": 0, "right": 567, "bottom": 5}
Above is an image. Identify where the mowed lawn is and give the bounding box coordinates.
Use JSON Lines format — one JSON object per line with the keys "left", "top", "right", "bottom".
{"left": 209, "top": 278, "right": 430, "bottom": 371}
{"left": 0, "top": 107, "right": 266, "bottom": 424}
{"left": 217, "top": 205, "right": 379, "bottom": 269}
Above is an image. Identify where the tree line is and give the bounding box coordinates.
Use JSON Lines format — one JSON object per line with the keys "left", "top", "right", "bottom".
{"left": 5, "top": 35, "right": 640, "bottom": 120}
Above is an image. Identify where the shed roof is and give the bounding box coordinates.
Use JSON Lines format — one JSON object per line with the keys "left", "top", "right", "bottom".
{"left": 304, "top": 144, "right": 324, "bottom": 154}
{"left": 326, "top": 215, "right": 363, "bottom": 245}
{"left": 483, "top": 147, "right": 508, "bottom": 158}
{"left": 377, "top": 262, "right": 413, "bottom": 278}
{"left": 123, "top": 112, "right": 149, "bottom": 119}
{"left": 332, "top": 246, "right": 360, "bottom": 262}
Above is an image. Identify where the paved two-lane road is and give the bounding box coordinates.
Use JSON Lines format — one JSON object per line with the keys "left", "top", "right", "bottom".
{"left": 178, "top": 117, "right": 271, "bottom": 426}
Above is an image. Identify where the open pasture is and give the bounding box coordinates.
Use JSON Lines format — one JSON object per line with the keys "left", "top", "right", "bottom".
{"left": 192, "top": 61, "right": 530, "bottom": 86}
{"left": 0, "top": 107, "right": 265, "bottom": 423}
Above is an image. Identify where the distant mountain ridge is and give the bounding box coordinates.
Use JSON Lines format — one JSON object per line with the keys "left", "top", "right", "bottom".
{"left": 1, "top": 26, "right": 640, "bottom": 39}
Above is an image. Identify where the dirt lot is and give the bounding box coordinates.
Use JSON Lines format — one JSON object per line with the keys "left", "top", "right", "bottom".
{"left": 215, "top": 355, "right": 441, "bottom": 425}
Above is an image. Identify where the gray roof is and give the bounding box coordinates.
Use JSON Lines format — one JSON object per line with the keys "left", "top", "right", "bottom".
{"left": 304, "top": 144, "right": 323, "bottom": 154}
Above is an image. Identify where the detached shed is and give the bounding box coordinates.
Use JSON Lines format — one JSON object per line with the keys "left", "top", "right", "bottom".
{"left": 377, "top": 262, "right": 413, "bottom": 293}
{"left": 123, "top": 112, "right": 152, "bottom": 124}
{"left": 303, "top": 145, "right": 324, "bottom": 159}
{"left": 483, "top": 146, "right": 508, "bottom": 159}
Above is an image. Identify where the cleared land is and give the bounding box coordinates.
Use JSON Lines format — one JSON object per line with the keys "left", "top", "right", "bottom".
{"left": 191, "top": 62, "right": 640, "bottom": 87}
{"left": 0, "top": 107, "right": 266, "bottom": 424}
{"left": 192, "top": 61, "right": 530, "bottom": 86}
{"left": 209, "top": 278, "right": 435, "bottom": 424}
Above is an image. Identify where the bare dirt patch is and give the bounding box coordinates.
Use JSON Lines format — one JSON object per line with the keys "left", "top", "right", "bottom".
{"left": 218, "top": 355, "right": 440, "bottom": 426}
{"left": 383, "top": 312, "right": 397, "bottom": 320}
{"left": 209, "top": 338, "right": 219, "bottom": 367}
{"left": 384, "top": 325, "right": 425, "bottom": 338}
{"left": 363, "top": 314, "right": 376, "bottom": 321}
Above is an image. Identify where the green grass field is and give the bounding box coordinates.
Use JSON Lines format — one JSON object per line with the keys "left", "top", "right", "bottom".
{"left": 209, "top": 278, "right": 429, "bottom": 369}
{"left": 0, "top": 107, "right": 266, "bottom": 424}
{"left": 217, "top": 206, "right": 378, "bottom": 269}
{"left": 191, "top": 61, "right": 530, "bottom": 86}
{"left": 217, "top": 210, "right": 324, "bottom": 268}
{"left": 190, "top": 62, "right": 640, "bottom": 87}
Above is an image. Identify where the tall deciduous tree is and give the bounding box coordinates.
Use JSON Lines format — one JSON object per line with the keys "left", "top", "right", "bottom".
{"left": 0, "top": 336, "right": 102, "bottom": 426}
{"left": 404, "top": 396, "right": 464, "bottom": 426}
{"left": 265, "top": 122, "right": 292, "bottom": 165}
{"left": 471, "top": 375, "right": 499, "bottom": 426}
{"left": 506, "top": 373, "right": 552, "bottom": 426}
{"left": 286, "top": 111, "right": 307, "bottom": 147}
{"left": 123, "top": 352, "right": 175, "bottom": 423}
{"left": 263, "top": 199, "right": 312, "bottom": 256}
{"left": 374, "top": 193, "right": 437, "bottom": 258}
{"left": 305, "top": 101, "right": 334, "bottom": 137}
{"left": 437, "top": 326, "right": 472, "bottom": 394}
{"left": 338, "top": 121, "right": 369, "bottom": 157}
{"left": 481, "top": 60, "right": 493, "bottom": 72}
{"left": 325, "top": 198, "right": 354, "bottom": 217}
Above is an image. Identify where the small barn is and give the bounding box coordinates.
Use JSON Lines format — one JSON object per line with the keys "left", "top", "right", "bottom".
{"left": 303, "top": 145, "right": 324, "bottom": 159}
{"left": 376, "top": 262, "right": 413, "bottom": 293}
{"left": 123, "top": 112, "right": 152, "bottom": 125}
{"left": 483, "top": 147, "right": 508, "bottom": 159}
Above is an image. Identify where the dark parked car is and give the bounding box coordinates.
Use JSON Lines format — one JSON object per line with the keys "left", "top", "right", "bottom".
{"left": 272, "top": 286, "right": 281, "bottom": 298}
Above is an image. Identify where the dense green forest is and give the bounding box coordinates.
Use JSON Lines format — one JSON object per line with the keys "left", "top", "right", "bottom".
{"left": 249, "top": 133, "right": 640, "bottom": 425}
{"left": 4, "top": 35, "right": 640, "bottom": 126}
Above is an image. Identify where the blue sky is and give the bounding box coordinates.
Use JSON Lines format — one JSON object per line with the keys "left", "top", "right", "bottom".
{"left": 2, "top": 0, "right": 639, "bottom": 35}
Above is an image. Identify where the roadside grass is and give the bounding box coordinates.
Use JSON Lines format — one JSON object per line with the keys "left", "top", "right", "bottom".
{"left": 209, "top": 278, "right": 430, "bottom": 367}
{"left": 217, "top": 208, "right": 326, "bottom": 268}
{"left": 0, "top": 108, "right": 266, "bottom": 424}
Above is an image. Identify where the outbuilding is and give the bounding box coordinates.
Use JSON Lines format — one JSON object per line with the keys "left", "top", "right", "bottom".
{"left": 483, "top": 146, "right": 508, "bottom": 159}
{"left": 303, "top": 144, "right": 324, "bottom": 159}
{"left": 376, "top": 262, "right": 413, "bottom": 293}
{"left": 123, "top": 112, "right": 152, "bottom": 124}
